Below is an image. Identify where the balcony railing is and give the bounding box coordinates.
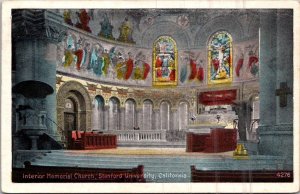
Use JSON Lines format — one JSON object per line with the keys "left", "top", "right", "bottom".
{"left": 111, "top": 130, "right": 167, "bottom": 142}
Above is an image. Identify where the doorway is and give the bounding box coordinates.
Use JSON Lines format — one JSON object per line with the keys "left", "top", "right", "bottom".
{"left": 64, "top": 98, "right": 77, "bottom": 148}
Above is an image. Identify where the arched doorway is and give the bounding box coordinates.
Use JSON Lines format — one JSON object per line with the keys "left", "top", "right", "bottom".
{"left": 64, "top": 98, "right": 77, "bottom": 137}
{"left": 57, "top": 81, "right": 92, "bottom": 148}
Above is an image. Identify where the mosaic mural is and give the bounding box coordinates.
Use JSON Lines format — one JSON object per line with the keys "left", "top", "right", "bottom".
{"left": 179, "top": 51, "right": 204, "bottom": 84}
{"left": 58, "top": 33, "right": 151, "bottom": 84}
{"left": 56, "top": 10, "right": 259, "bottom": 87}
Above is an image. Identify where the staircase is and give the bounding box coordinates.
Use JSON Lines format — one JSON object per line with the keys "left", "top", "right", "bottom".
{"left": 29, "top": 150, "right": 287, "bottom": 183}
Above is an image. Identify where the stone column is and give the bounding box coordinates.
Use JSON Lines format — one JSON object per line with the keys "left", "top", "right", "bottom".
{"left": 258, "top": 10, "right": 277, "bottom": 127}
{"left": 103, "top": 106, "right": 109, "bottom": 131}
{"left": 119, "top": 107, "right": 125, "bottom": 130}
{"left": 258, "top": 10, "right": 293, "bottom": 157}
{"left": 153, "top": 109, "right": 161, "bottom": 130}
{"left": 170, "top": 108, "right": 178, "bottom": 131}
{"left": 29, "top": 136, "right": 39, "bottom": 150}
{"left": 136, "top": 108, "right": 143, "bottom": 130}
{"left": 13, "top": 10, "right": 67, "bottom": 144}
{"left": 275, "top": 10, "right": 293, "bottom": 124}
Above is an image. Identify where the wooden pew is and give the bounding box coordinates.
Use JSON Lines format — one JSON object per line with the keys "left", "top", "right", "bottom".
{"left": 12, "top": 162, "right": 145, "bottom": 182}
{"left": 191, "top": 166, "right": 293, "bottom": 182}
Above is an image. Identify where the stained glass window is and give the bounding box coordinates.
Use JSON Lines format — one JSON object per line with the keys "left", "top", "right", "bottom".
{"left": 208, "top": 31, "right": 233, "bottom": 84}
{"left": 153, "top": 36, "right": 178, "bottom": 86}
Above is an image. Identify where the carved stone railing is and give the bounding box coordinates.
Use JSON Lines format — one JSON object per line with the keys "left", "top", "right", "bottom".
{"left": 111, "top": 130, "right": 166, "bottom": 142}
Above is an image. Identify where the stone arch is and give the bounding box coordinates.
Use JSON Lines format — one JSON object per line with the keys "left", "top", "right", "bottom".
{"left": 57, "top": 81, "right": 92, "bottom": 146}
{"left": 248, "top": 92, "right": 260, "bottom": 102}
{"left": 141, "top": 21, "right": 191, "bottom": 49}
{"left": 124, "top": 97, "right": 137, "bottom": 104}
{"left": 176, "top": 99, "right": 190, "bottom": 109}
{"left": 143, "top": 99, "right": 154, "bottom": 104}
{"left": 109, "top": 96, "right": 121, "bottom": 104}
{"left": 195, "top": 16, "right": 244, "bottom": 47}
{"left": 158, "top": 99, "right": 173, "bottom": 108}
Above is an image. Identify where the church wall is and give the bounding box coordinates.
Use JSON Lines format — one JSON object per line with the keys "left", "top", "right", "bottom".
{"left": 55, "top": 9, "right": 260, "bottom": 88}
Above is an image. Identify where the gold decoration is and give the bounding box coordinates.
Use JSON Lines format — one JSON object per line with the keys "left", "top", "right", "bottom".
{"left": 233, "top": 144, "right": 249, "bottom": 160}
{"left": 117, "top": 88, "right": 128, "bottom": 96}
{"left": 86, "top": 82, "right": 97, "bottom": 91}
{"left": 101, "top": 86, "right": 112, "bottom": 93}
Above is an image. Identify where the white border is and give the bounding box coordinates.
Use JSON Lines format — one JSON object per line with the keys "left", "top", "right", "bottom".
{"left": 1, "top": 0, "right": 300, "bottom": 193}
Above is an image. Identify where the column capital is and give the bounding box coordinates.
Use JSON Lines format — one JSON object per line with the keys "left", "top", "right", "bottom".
{"left": 12, "top": 10, "right": 67, "bottom": 43}
{"left": 136, "top": 107, "right": 143, "bottom": 112}
{"left": 170, "top": 108, "right": 177, "bottom": 113}
{"left": 153, "top": 108, "right": 160, "bottom": 113}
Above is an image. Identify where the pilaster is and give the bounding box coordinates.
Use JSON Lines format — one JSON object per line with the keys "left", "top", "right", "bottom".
{"left": 258, "top": 10, "right": 293, "bottom": 157}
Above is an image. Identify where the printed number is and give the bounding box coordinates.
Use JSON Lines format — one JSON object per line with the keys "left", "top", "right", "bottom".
{"left": 276, "top": 172, "right": 291, "bottom": 178}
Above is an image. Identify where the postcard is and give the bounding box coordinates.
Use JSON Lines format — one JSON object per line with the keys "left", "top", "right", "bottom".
{"left": 1, "top": 0, "right": 299, "bottom": 193}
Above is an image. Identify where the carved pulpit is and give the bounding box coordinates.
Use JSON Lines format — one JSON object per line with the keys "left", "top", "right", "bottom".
{"left": 13, "top": 80, "right": 54, "bottom": 150}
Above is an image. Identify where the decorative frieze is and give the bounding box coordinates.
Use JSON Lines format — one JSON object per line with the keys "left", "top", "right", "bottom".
{"left": 86, "top": 82, "right": 98, "bottom": 91}
{"left": 101, "top": 86, "right": 112, "bottom": 93}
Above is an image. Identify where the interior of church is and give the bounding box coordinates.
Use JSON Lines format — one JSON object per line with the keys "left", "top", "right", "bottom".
{"left": 11, "top": 8, "right": 294, "bottom": 183}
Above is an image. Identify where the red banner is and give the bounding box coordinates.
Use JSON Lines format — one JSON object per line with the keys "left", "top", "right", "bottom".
{"left": 199, "top": 89, "right": 237, "bottom": 105}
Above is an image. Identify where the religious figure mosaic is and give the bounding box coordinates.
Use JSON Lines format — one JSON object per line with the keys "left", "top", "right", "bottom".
{"left": 208, "top": 31, "right": 233, "bottom": 84}
{"left": 153, "top": 36, "right": 178, "bottom": 86}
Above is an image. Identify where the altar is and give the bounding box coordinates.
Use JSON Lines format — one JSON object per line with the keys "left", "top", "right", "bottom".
{"left": 188, "top": 123, "right": 226, "bottom": 134}
{"left": 186, "top": 127, "right": 237, "bottom": 153}
{"left": 186, "top": 115, "right": 237, "bottom": 153}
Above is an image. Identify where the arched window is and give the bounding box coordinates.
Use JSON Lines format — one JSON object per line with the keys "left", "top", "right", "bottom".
{"left": 143, "top": 100, "right": 153, "bottom": 131}
{"left": 160, "top": 101, "right": 170, "bottom": 130}
{"left": 108, "top": 97, "right": 120, "bottom": 130}
{"left": 153, "top": 36, "right": 178, "bottom": 86}
{"left": 178, "top": 101, "right": 189, "bottom": 130}
{"left": 92, "top": 95, "right": 104, "bottom": 131}
{"left": 125, "top": 99, "right": 136, "bottom": 130}
{"left": 208, "top": 31, "right": 233, "bottom": 84}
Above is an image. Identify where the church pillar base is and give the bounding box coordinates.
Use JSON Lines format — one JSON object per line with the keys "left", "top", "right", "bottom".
{"left": 258, "top": 124, "right": 293, "bottom": 157}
